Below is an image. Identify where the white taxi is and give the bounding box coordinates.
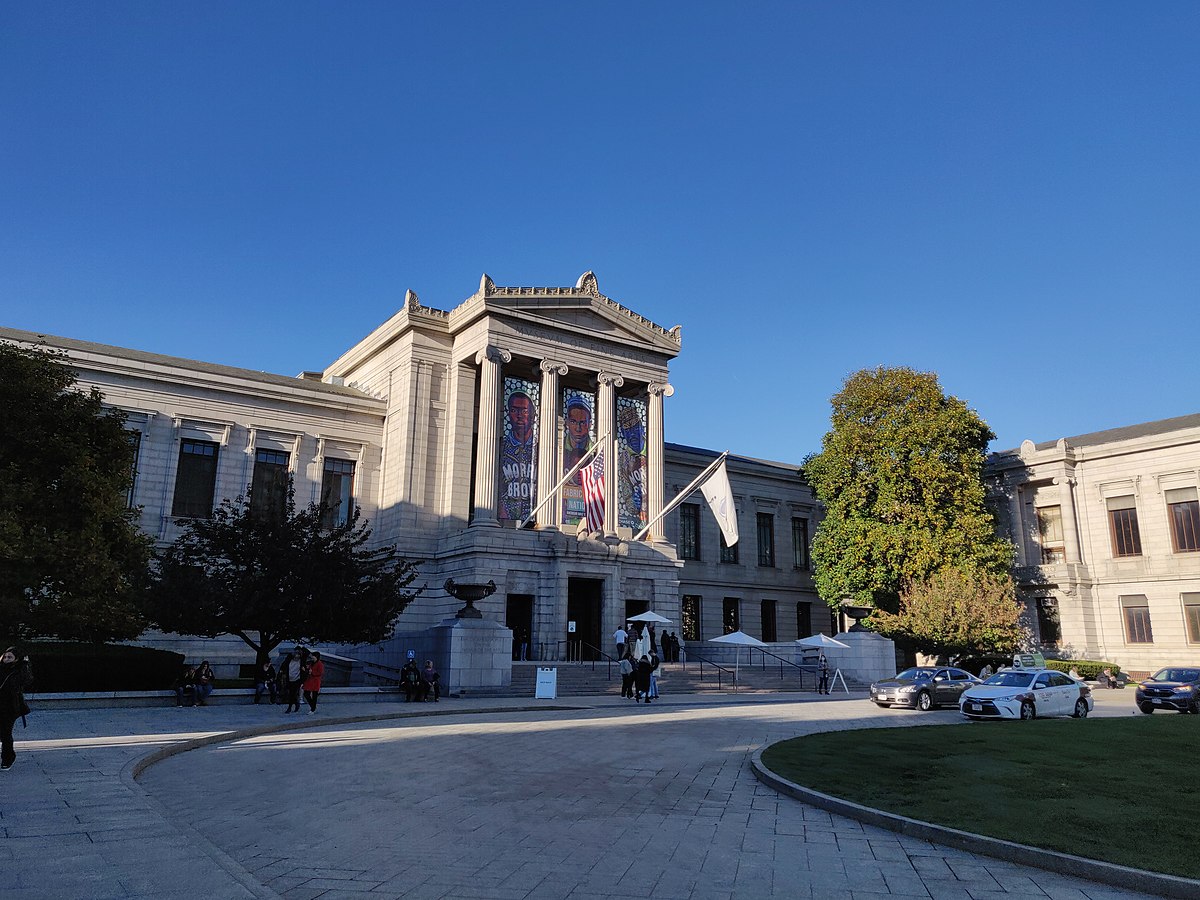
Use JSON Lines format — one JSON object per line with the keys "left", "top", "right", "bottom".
{"left": 959, "top": 668, "right": 1092, "bottom": 721}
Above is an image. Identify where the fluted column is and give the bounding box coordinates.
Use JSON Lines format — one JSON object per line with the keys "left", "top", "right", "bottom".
{"left": 472, "top": 346, "right": 511, "bottom": 526}
{"left": 647, "top": 382, "right": 674, "bottom": 541}
{"left": 597, "top": 372, "right": 623, "bottom": 536}
{"left": 1005, "top": 481, "right": 1027, "bottom": 566}
{"left": 1055, "top": 474, "right": 1082, "bottom": 564}
{"left": 537, "top": 360, "right": 568, "bottom": 528}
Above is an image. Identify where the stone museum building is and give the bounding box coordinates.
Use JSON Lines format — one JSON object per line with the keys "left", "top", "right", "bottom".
{"left": 1, "top": 273, "right": 824, "bottom": 674}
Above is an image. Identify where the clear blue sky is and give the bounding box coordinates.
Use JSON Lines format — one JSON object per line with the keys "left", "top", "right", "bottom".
{"left": 3, "top": 3, "right": 1198, "bottom": 464}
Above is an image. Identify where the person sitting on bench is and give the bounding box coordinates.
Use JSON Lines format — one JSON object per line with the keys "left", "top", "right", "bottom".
{"left": 420, "top": 660, "right": 440, "bottom": 702}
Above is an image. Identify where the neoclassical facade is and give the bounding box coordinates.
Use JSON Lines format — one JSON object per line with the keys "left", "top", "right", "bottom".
{"left": 3, "top": 273, "right": 823, "bottom": 671}
{"left": 987, "top": 414, "right": 1200, "bottom": 674}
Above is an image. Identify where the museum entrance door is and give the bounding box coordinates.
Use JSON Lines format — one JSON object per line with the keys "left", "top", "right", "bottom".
{"left": 567, "top": 577, "right": 603, "bottom": 661}
{"left": 506, "top": 594, "right": 533, "bottom": 661}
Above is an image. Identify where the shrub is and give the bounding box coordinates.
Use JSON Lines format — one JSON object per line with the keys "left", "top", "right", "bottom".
{"left": 21, "top": 642, "right": 185, "bottom": 692}
{"left": 1044, "top": 659, "right": 1121, "bottom": 680}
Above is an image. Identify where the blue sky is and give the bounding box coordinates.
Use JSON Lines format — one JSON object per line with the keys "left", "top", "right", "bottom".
{"left": 3, "top": 3, "right": 1198, "bottom": 464}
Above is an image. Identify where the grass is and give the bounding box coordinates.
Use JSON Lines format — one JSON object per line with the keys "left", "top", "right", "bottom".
{"left": 760, "top": 716, "right": 1200, "bottom": 880}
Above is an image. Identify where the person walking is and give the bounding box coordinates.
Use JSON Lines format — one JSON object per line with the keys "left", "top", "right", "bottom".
{"left": 635, "top": 655, "right": 654, "bottom": 703}
{"left": 303, "top": 652, "right": 325, "bottom": 714}
{"left": 613, "top": 625, "right": 628, "bottom": 660}
{"left": 283, "top": 649, "right": 305, "bottom": 713}
{"left": 648, "top": 651, "right": 661, "bottom": 700}
{"left": 817, "top": 652, "right": 831, "bottom": 695}
{"left": 0, "top": 647, "right": 33, "bottom": 771}
{"left": 619, "top": 653, "right": 635, "bottom": 700}
{"left": 254, "top": 660, "right": 277, "bottom": 704}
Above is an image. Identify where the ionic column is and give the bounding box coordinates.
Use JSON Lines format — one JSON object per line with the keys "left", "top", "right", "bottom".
{"left": 1006, "top": 482, "right": 1027, "bottom": 566}
{"left": 597, "top": 372, "right": 623, "bottom": 536}
{"left": 472, "top": 346, "right": 511, "bottom": 527}
{"left": 537, "top": 360, "right": 568, "bottom": 528}
{"left": 1055, "top": 474, "right": 1082, "bottom": 564}
{"left": 647, "top": 382, "right": 674, "bottom": 541}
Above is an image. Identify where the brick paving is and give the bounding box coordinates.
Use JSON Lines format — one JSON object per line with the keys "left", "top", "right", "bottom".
{"left": 0, "top": 692, "right": 1167, "bottom": 899}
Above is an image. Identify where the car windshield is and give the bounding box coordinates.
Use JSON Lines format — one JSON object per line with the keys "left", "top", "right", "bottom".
{"left": 894, "top": 668, "right": 934, "bottom": 681}
{"left": 1151, "top": 668, "right": 1200, "bottom": 683}
{"left": 983, "top": 672, "right": 1034, "bottom": 687}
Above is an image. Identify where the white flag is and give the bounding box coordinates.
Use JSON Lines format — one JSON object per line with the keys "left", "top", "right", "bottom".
{"left": 700, "top": 460, "right": 738, "bottom": 546}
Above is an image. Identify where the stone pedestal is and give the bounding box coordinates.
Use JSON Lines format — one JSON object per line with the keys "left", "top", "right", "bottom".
{"left": 431, "top": 617, "right": 514, "bottom": 694}
{"left": 825, "top": 631, "right": 896, "bottom": 683}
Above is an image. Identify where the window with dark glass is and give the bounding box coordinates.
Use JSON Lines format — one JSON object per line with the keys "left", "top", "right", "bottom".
{"left": 678, "top": 503, "right": 700, "bottom": 560}
{"left": 126, "top": 431, "right": 142, "bottom": 508}
{"left": 719, "top": 531, "right": 738, "bottom": 564}
{"left": 1184, "top": 594, "right": 1200, "bottom": 644}
{"left": 791, "top": 517, "right": 809, "bottom": 570}
{"left": 796, "top": 602, "right": 812, "bottom": 639}
{"left": 172, "top": 439, "right": 219, "bottom": 518}
{"left": 1036, "top": 505, "right": 1065, "bottom": 564}
{"left": 250, "top": 448, "right": 290, "bottom": 521}
{"left": 1167, "top": 488, "right": 1200, "bottom": 553}
{"left": 320, "top": 458, "right": 356, "bottom": 528}
{"left": 757, "top": 512, "right": 775, "bottom": 567}
{"left": 722, "top": 597, "right": 740, "bottom": 634}
{"left": 760, "top": 599, "right": 777, "bottom": 643}
{"left": 1122, "top": 597, "right": 1153, "bottom": 643}
{"left": 1107, "top": 496, "right": 1142, "bottom": 557}
{"left": 681, "top": 595, "right": 701, "bottom": 641}
{"left": 1035, "top": 597, "right": 1061, "bottom": 644}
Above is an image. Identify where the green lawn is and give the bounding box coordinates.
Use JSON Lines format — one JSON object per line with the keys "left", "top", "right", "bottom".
{"left": 760, "top": 716, "right": 1199, "bottom": 880}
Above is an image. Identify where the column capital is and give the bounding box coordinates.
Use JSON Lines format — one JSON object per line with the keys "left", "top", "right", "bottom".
{"left": 475, "top": 346, "right": 512, "bottom": 367}
{"left": 648, "top": 382, "right": 674, "bottom": 398}
{"left": 597, "top": 371, "right": 625, "bottom": 389}
{"left": 539, "top": 359, "right": 569, "bottom": 377}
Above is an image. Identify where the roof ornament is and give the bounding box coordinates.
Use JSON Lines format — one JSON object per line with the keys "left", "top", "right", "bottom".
{"left": 403, "top": 289, "right": 421, "bottom": 310}
{"left": 480, "top": 273, "right": 495, "bottom": 295}
{"left": 575, "top": 270, "right": 600, "bottom": 296}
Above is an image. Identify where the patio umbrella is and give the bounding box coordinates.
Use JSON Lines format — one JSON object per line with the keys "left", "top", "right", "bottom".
{"left": 626, "top": 611, "right": 671, "bottom": 624}
{"left": 796, "top": 633, "right": 850, "bottom": 650}
{"left": 708, "top": 630, "right": 767, "bottom": 691}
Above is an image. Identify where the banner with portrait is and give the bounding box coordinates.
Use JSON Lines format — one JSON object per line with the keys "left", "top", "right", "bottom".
{"left": 560, "top": 388, "right": 595, "bottom": 525}
{"left": 617, "top": 396, "right": 648, "bottom": 529}
{"left": 498, "top": 377, "right": 539, "bottom": 522}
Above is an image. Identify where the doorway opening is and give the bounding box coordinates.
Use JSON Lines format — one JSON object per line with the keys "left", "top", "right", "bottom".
{"left": 567, "top": 577, "right": 603, "bottom": 660}
{"left": 506, "top": 594, "right": 534, "bottom": 661}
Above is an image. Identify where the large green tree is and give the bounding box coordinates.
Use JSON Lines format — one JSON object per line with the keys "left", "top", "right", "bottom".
{"left": 147, "top": 487, "right": 422, "bottom": 666}
{"left": 0, "top": 341, "right": 153, "bottom": 642}
{"left": 804, "top": 366, "right": 1012, "bottom": 614}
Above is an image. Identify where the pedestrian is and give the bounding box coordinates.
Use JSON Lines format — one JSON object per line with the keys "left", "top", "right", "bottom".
{"left": 254, "top": 660, "right": 278, "bottom": 704}
{"left": 980, "top": 663, "right": 994, "bottom": 679}
{"left": 648, "top": 651, "right": 661, "bottom": 700}
{"left": 421, "top": 660, "right": 440, "bottom": 702}
{"left": 173, "top": 664, "right": 197, "bottom": 707}
{"left": 303, "top": 652, "right": 324, "bottom": 714}
{"left": 818, "top": 652, "right": 831, "bottom": 695}
{"left": 400, "top": 659, "right": 422, "bottom": 702}
{"left": 635, "top": 655, "right": 654, "bottom": 703}
{"left": 283, "top": 648, "right": 304, "bottom": 713}
{"left": 193, "top": 660, "right": 215, "bottom": 706}
{"left": 648, "top": 623, "right": 658, "bottom": 655}
{"left": 518, "top": 627, "right": 529, "bottom": 662}
{"left": 0, "top": 647, "right": 33, "bottom": 771}
{"left": 613, "top": 625, "right": 628, "bottom": 659}
{"left": 619, "top": 653, "right": 635, "bottom": 699}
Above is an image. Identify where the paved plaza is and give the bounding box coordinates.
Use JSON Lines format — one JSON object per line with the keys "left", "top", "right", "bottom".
{"left": 0, "top": 690, "right": 1170, "bottom": 900}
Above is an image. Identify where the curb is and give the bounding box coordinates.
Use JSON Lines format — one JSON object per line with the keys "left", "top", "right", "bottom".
{"left": 751, "top": 749, "right": 1200, "bottom": 900}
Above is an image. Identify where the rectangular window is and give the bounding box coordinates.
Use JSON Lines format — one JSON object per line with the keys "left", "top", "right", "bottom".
{"left": 1035, "top": 597, "right": 1061, "bottom": 645}
{"left": 1183, "top": 594, "right": 1200, "bottom": 644}
{"left": 1121, "top": 596, "right": 1154, "bottom": 644}
{"left": 678, "top": 503, "right": 701, "bottom": 560}
{"left": 250, "top": 448, "right": 290, "bottom": 521}
{"left": 757, "top": 512, "right": 775, "bottom": 567}
{"left": 1036, "top": 505, "right": 1065, "bottom": 564}
{"left": 719, "top": 531, "right": 739, "bottom": 564}
{"left": 126, "top": 431, "right": 142, "bottom": 509}
{"left": 681, "top": 595, "right": 701, "bottom": 642}
{"left": 320, "top": 458, "right": 356, "bottom": 529}
{"left": 722, "top": 597, "right": 740, "bottom": 634}
{"left": 791, "top": 517, "right": 810, "bottom": 570}
{"left": 1167, "top": 488, "right": 1200, "bottom": 553}
{"left": 796, "top": 602, "right": 812, "bottom": 639}
{"left": 760, "top": 599, "right": 777, "bottom": 643}
{"left": 172, "top": 439, "right": 219, "bottom": 518}
{"left": 1107, "top": 496, "right": 1142, "bottom": 557}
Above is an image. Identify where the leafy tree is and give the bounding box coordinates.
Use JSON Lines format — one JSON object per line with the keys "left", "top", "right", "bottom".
{"left": 147, "top": 486, "right": 422, "bottom": 666}
{"left": 0, "top": 341, "right": 152, "bottom": 642}
{"left": 868, "top": 568, "right": 1027, "bottom": 657}
{"left": 804, "top": 366, "right": 1012, "bottom": 614}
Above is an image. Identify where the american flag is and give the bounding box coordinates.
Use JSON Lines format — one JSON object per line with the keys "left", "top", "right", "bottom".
{"left": 581, "top": 448, "right": 605, "bottom": 532}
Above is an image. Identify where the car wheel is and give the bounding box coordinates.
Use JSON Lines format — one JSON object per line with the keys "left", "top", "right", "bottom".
{"left": 916, "top": 691, "right": 932, "bottom": 711}
{"left": 1020, "top": 701, "right": 1035, "bottom": 720}
{"left": 1073, "top": 698, "right": 1089, "bottom": 718}
{"left": 1139, "top": 702, "right": 1155, "bottom": 714}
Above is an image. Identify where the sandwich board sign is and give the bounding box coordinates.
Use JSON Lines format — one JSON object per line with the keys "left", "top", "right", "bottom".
{"left": 535, "top": 667, "right": 558, "bottom": 699}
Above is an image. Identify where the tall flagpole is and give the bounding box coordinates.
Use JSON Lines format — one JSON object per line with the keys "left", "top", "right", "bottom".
{"left": 518, "top": 430, "right": 611, "bottom": 529}
{"left": 633, "top": 450, "right": 729, "bottom": 542}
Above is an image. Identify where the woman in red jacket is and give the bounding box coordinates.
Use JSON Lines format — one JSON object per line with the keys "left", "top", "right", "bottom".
{"left": 303, "top": 652, "right": 325, "bottom": 714}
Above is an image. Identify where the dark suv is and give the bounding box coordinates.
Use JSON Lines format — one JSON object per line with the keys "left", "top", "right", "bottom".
{"left": 1135, "top": 667, "right": 1200, "bottom": 714}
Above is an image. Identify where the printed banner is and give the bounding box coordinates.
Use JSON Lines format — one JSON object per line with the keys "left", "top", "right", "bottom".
{"left": 498, "top": 377, "right": 539, "bottom": 522}
{"left": 561, "top": 388, "right": 595, "bottom": 525}
{"left": 617, "top": 396, "right": 648, "bottom": 529}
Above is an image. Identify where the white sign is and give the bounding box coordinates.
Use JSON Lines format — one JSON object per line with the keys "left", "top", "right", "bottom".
{"left": 535, "top": 667, "right": 558, "bottom": 699}
{"left": 567, "top": 621, "right": 576, "bottom": 633}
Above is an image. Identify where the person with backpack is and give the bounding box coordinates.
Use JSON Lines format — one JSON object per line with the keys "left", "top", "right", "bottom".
{"left": 0, "top": 646, "right": 34, "bottom": 771}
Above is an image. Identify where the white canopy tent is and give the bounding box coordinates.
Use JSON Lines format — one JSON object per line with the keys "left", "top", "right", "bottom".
{"left": 708, "top": 630, "right": 766, "bottom": 692}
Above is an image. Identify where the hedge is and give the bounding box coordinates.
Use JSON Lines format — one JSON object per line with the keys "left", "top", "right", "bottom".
{"left": 20, "top": 642, "right": 185, "bottom": 692}
{"left": 1043, "top": 658, "right": 1121, "bottom": 680}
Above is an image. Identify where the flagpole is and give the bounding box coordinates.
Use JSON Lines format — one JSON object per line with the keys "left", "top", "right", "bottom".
{"left": 518, "top": 430, "right": 611, "bottom": 529}
{"left": 633, "top": 450, "right": 729, "bottom": 542}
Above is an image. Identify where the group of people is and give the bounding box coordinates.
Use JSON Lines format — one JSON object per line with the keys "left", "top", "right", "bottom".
{"left": 613, "top": 623, "right": 671, "bottom": 704}
{"left": 172, "top": 660, "right": 215, "bottom": 706}
{"left": 399, "top": 658, "right": 441, "bottom": 702}
{"left": 173, "top": 647, "right": 326, "bottom": 714}
{"left": 618, "top": 650, "right": 661, "bottom": 703}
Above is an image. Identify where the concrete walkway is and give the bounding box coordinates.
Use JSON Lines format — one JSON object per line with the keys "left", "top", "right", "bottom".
{"left": 0, "top": 691, "right": 1167, "bottom": 899}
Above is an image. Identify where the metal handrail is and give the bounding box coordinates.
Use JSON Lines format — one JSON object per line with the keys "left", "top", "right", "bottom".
{"left": 748, "top": 647, "right": 819, "bottom": 690}
{"left": 537, "top": 640, "right": 615, "bottom": 678}
{"left": 681, "top": 650, "right": 734, "bottom": 691}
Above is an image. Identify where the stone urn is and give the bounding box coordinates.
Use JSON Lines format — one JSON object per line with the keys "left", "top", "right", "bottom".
{"left": 444, "top": 578, "right": 496, "bottom": 619}
{"left": 841, "top": 603, "right": 873, "bottom": 633}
